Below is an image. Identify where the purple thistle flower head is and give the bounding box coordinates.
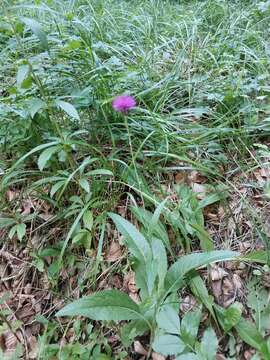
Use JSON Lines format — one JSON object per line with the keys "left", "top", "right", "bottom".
{"left": 112, "top": 95, "right": 136, "bottom": 113}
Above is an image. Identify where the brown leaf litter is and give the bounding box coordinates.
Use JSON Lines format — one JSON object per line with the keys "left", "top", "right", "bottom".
{"left": 210, "top": 264, "right": 244, "bottom": 308}
{"left": 124, "top": 271, "right": 140, "bottom": 304}
{"left": 151, "top": 352, "right": 165, "bottom": 360}
{"left": 180, "top": 295, "right": 197, "bottom": 313}
{"left": 106, "top": 240, "right": 123, "bottom": 262}
{"left": 134, "top": 340, "right": 148, "bottom": 356}
{"left": 0, "top": 247, "right": 52, "bottom": 358}
{"left": 6, "top": 188, "right": 54, "bottom": 223}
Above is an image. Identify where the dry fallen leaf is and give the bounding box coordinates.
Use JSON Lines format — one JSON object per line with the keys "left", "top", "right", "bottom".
{"left": 210, "top": 265, "right": 228, "bottom": 281}
{"left": 124, "top": 272, "right": 138, "bottom": 294}
{"left": 107, "top": 333, "right": 119, "bottom": 344}
{"left": 232, "top": 274, "right": 242, "bottom": 291}
{"left": 66, "top": 328, "right": 76, "bottom": 343}
{"left": 39, "top": 213, "right": 53, "bottom": 221}
{"left": 254, "top": 167, "right": 270, "bottom": 185}
{"left": 0, "top": 334, "right": 5, "bottom": 351}
{"left": 212, "top": 280, "right": 223, "bottom": 303}
{"left": 244, "top": 349, "right": 256, "bottom": 360}
{"left": 111, "top": 274, "right": 122, "bottom": 289}
{"left": 21, "top": 199, "right": 32, "bottom": 215}
{"left": 191, "top": 183, "right": 206, "bottom": 199}
{"left": 216, "top": 354, "right": 226, "bottom": 360}
{"left": 16, "top": 303, "right": 35, "bottom": 322}
{"left": 28, "top": 335, "right": 38, "bottom": 359}
{"left": 106, "top": 241, "right": 122, "bottom": 262}
{"left": 175, "top": 171, "right": 187, "bottom": 184}
{"left": 117, "top": 206, "right": 127, "bottom": 217}
{"left": 239, "top": 241, "right": 252, "bottom": 253}
{"left": 187, "top": 170, "right": 200, "bottom": 184}
{"left": 129, "top": 291, "right": 140, "bottom": 304}
{"left": 3, "top": 331, "right": 17, "bottom": 355}
{"left": 260, "top": 167, "right": 270, "bottom": 178}
{"left": 212, "top": 268, "right": 242, "bottom": 307}
{"left": 6, "top": 190, "right": 17, "bottom": 202}
{"left": 180, "top": 295, "right": 196, "bottom": 313}
{"left": 218, "top": 205, "right": 225, "bottom": 218}
{"left": 124, "top": 272, "right": 140, "bottom": 303}
{"left": 134, "top": 340, "right": 148, "bottom": 356}
{"left": 205, "top": 211, "right": 219, "bottom": 223}
{"left": 262, "top": 272, "right": 270, "bottom": 288}
{"left": 152, "top": 352, "right": 166, "bottom": 360}
{"left": 222, "top": 277, "right": 236, "bottom": 308}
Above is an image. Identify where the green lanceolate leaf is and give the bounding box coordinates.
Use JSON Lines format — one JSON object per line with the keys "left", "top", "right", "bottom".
{"left": 8, "top": 225, "right": 17, "bottom": 239}
{"left": 83, "top": 210, "right": 93, "bottom": 231}
{"left": 133, "top": 262, "right": 149, "bottom": 300}
{"left": 215, "top": 302, "right": 242, "bottom": 332}
{"left": 0, "top": 217, "right": 16, "bottom": 229}
{"left": 152, "top": 333, "right": 185, "bottom": 356}
{"left": 131, "top": 206, "right": 171, "bottom": 253}
{"left": 8, "top": 141, "right": 60, "bottom": 173}
{"left": 28, "top": 98, "right": 46, "bottom": 118}
{"left": 175, "top": 354, "right": 198, "bottom": 360}
{"left": 198, "top": 327, "right": 218, "bottom": 360}
{"left": 140, "top": 238, "right": 168, "bottom": 297}
{"left": 190, "top": 223, "right": 214, "bottom": 251}
{"left": 121, "top": 320, "right": 149, "bottom": 347}
{"left": 181, "top": 307, "right": 202, "bottom": 347}
{"left": 148, "top": 198, "right": 168, "bottom": 238}
{"left": 56, "top": 289, "right": 141, "bottom": 321}
{"left": 79, "top": 178, "right": 90, "bottom": 193}
{"left": 109, "top": 213, "right": 151, "bottom": 263}
{"left": 0, "top": 292, "right": 11, "bottom": 305}
{"left": 241, "top": 250, "right": 269, "bottom": 264}
{"left": 21, "top": 17, "right": 48, "bottom": 50}
{"left": 152, "top": 238, "right": 167, "bottom": 292}
{"left": 50, "top": 180, "right": 65, "bottom": 198}
{"left": 165, "top": 250, "right": 239, "bottom": 294}
{"left": 235, "top": 318, "right": 269, "bottom": 357}
{"left": 16, "top": 223, "right": 26, "bottom": 241}
{"left": 17, "top": 64, "right": 30, "bottom": 87}
{"left": 86, "top": 169, "right": 113, "bottom": 176}
{"left": 55, "top": 100, "right": 80, "bottom": 120}
{"left": 189, "top": 273, "right": 216, "bottom": 321}
{"left": 37, "top": 146, "right": 59, "bottom": 171}
{"left": 156, "top": 302, "right": 180, "bottom": 334}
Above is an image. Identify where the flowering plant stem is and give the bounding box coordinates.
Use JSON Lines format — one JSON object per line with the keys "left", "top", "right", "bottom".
{"left": 124, "top": 116, "right": 144, "bottom": 205}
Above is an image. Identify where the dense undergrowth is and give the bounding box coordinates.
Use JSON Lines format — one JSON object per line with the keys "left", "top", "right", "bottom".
{"left": 1, "top": 0, "right": 270, "bottom": 359}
